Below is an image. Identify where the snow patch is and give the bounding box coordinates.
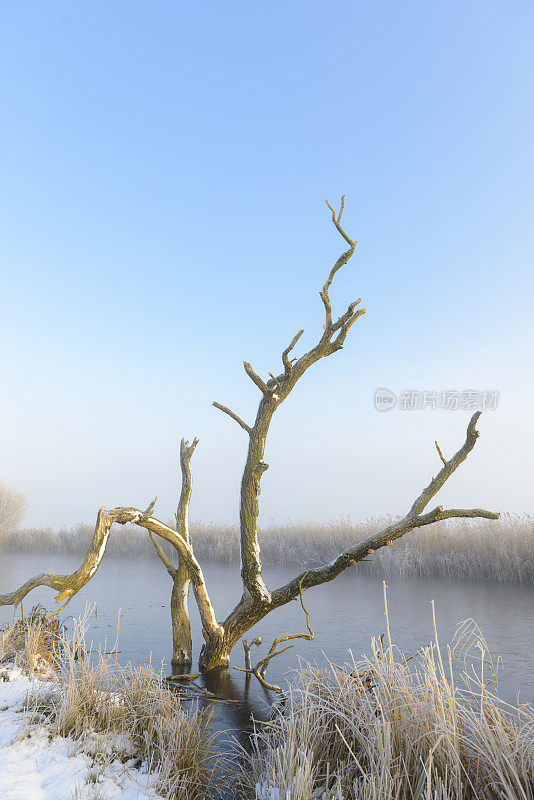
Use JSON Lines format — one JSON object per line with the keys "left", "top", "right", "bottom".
{"left": 0, "top": 667, "right": 164, "bottom": 800}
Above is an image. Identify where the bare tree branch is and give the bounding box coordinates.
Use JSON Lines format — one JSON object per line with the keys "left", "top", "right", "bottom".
{"left": 320, "top": 196, "right": 357, "bottom": 331}
{"left": 259, "top": 581, "right": 314, "bottom": 679}
{"left": 282, "top": 329, "right": 304, "bottom": 377}
{"left": 234, "top": 581, "right": 314, "bottom": 693}
{"left": 1, "top": 502, "right": 223, "bottom": 644}
{"left": 330, "top": 306, "right": 366, "bottom": 351}
{"left": 146, "top": 439, "right": 199, "bottom": 664}
{"left": 243, "top": 361, "right": 271, "bottom": 395}
{"left": 242, "top": 636, "right": 262, "bottom": 671}
{"left": 331, "top": 298, "right": 362, "bottom": 332}
{"left": 134, "top": 513, "right": 223, "bottom": 641}
{"left": 212, "top": 402, "right": 252, "bottom": 434}
{"left": 143, "top": 496, "right": 158, "bottom": 516}
{"left": 415, "top": 507, "right": 499, "bottom": 525}
{"left": 176, "top": 437, "right": 198, "bottom": 539}
{"left": 409, "top": 412, "right": 482, "bottom": 517}
{"left": 435, "top": 440, "right": 447, "bottom": 466}
{"left": 266, "top": 413, "right": 498, "bottom": 608}
{"left": 204, "top": 411, "right": 499, "bottom": 671}
{"left": 166, "top": 437, "right": 199, "bottom": 665}
{"left": 326, "top": 195, "right": 354, "bottom": 244}
{"left": 148, "top": 529, "right": 176, "bottom": 579}
{"left": 0, "top": 507, "right": 124, "bottom": 611}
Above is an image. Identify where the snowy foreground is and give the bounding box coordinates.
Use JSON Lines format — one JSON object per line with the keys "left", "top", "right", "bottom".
{"left": 0, "top": 667, "right": 164, "bottom": 800}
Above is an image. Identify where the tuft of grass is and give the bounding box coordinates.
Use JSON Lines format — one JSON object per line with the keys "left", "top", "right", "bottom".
{"left": 3, "top": 513, "right": 533, "bottom": 582}
{"left": 238, "top": 614, "right": 534, "bottom": 800}
{"left": 0, "top": 604, "right": 65, "bottom": 676}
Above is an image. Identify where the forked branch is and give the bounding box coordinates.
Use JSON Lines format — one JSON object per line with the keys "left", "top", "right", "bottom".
{"left": 243, "top": 362, "right": 271, "bottom": 395}
{"left": 148, "top": 530, "right": 176, "bottom": 579}
{"left": 410, "top": 412, "right": 481, "bottom": 516}
{"left": 131, "top": 510, "right": 222, "bottom": 641}
{"left": 281, "top": 329, "right": 304, "bottom": 378}
{"left": 266, "top": 412, "right": 498, "bottom": 609}
{"left": 435, "top": 440, "right": 447, "bottom": 466}
{"left": 320, "top": 196, "right": 357, "bottom": 331}
{"left": 242, "top": 636, "right": 262, "bottom": 672}
{"left": 234, "top": 581, "right": 314, "bottom": 693}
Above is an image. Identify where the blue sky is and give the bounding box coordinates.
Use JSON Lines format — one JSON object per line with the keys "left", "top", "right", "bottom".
{"left": 1, "top": 1, "right": 533, "bottom": 527}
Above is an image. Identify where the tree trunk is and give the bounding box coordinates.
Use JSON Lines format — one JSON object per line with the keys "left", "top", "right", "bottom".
{"left": 199, "top": 633, "right": 232, "bottom": 672}
{"left": 147, "top": 439, "right": 200, "bottom": 667}
{"left": 198, "top": 598, "right": 269, "bottom": 671}
{"left": 170, "top": 561, "right": 192, "bottom": 666}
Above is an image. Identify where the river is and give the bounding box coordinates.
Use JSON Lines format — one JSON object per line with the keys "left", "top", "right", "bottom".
{"left": 1, "top": 552, "right": 533, "bottom": 754}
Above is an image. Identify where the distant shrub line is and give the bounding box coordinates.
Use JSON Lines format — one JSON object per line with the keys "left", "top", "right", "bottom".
{"left": 1, "top": 513, "right": 533, "bottom": 582}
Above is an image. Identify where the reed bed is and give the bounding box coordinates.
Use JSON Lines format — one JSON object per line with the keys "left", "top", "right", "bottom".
{"left": 238, "top": 613, "right": 534, "bottom": 800}
{"left": 3, "top": 513, "right": 533, "bottom": 582}
{"left": 1, "top": 606, "right": 225, "bottom": 799}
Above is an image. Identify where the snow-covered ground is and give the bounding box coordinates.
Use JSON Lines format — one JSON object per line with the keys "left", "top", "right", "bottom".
{"left": 0, "top": 667, "right": 164, "bottom": 800}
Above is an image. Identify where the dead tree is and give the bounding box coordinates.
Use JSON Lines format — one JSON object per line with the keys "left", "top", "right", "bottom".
{"left": 0, "top": 197, "right": 499, "bottom": 672}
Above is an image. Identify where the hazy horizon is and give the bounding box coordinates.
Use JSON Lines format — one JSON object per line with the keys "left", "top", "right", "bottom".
{"left": 1, "top": 2, "right": 533, "bottom": 528}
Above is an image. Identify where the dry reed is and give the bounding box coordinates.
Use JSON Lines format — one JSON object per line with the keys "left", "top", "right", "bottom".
{"left": 238, "top": 608, "right": 534, "bottom": 800}
{"left": 3, "top": 513, "right": 533, "bottom": 582}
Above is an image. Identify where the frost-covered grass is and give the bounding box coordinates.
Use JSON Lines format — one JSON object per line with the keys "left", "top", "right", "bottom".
{"left": 238, "top": 615, "right": 534, "bottom": 800}
{"left": 3, "top": 513, "right": 534, "bottom": 582}
{"left": 0, "top": 607, "right": 225, "bottom": 800}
